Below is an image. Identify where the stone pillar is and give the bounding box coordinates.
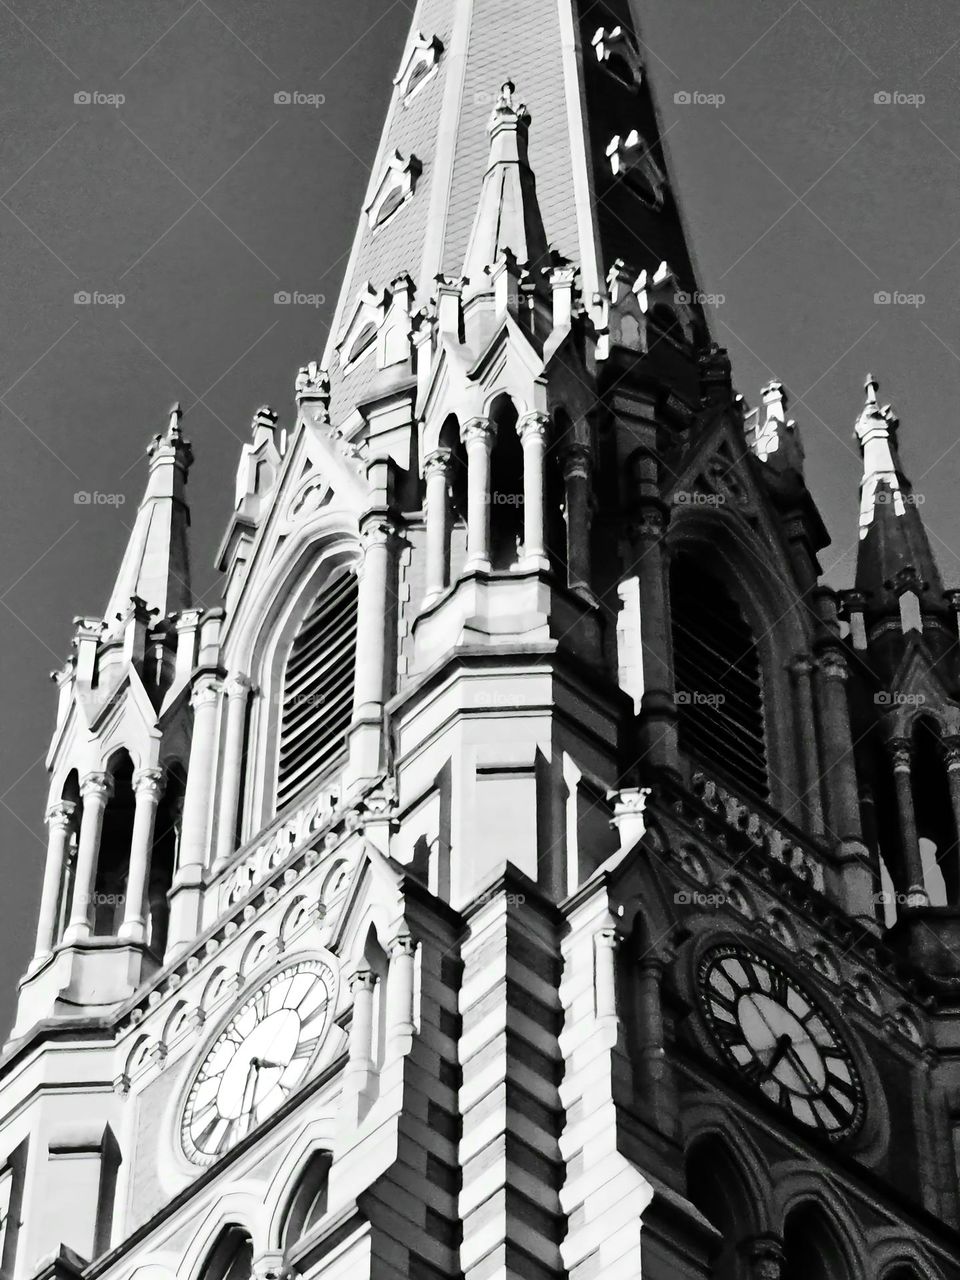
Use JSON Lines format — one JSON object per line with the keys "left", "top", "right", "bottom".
{"left": 214, "top": 674, "right": 252, "bottom": 869}
{"left": 888, "top": 737, "right": 927, "bottom": 904}
{"left": 64, "top": 773, "right": 113, "bottom": 942}
{"left": 625, "top": 506, "right": 677, "bottom": 773}
{"left": 385, "top": 931, "right": 416, "bottom": 1059}
{"left": 119, "top": 768, "right": 165, "bottom": 942}
{"left": 519, "top": 411, "right": 549, "bottom": 570}
{"left": 594, "top": 927, "right": 619, "bottom": 1024}
{"left": 788, "top": 654, "right": 824, "bottom": 835}
{"left": 560, "top": 442, "right": 593, "bottom": 593}
{"left": 942, "top": 736, "right": 960, "bottom": 904}
{"left": 637, "top": 955, "right": 668, "bottom": 1117}
{"left": 167, "top": 676, "right": 221, "bottom": 955}
{"left": 353, "top": 519, "right": 399, "bottom": 720}
{"left": 423, "top": 447, "right": 453, "bottom": 604}
{"left": 342, "top": 969, "right": 377, "bottom": 1118}
{"left": 32, "top": 801, "right": 76, "bottom": 964}
{"left": 461, "top": 417, "right": 496, "bottom": 572}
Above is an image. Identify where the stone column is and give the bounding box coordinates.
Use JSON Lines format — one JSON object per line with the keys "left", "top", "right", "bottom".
{"left": 214, "top": 674, "right": 252, "bottom": 869}
{"left": 385, "top": 932, "right": 416, "bottom": 1059}
{"left": 560, "top": 442, "right": 593, "bottom": 593}
{"left": 519, "top": 411, "right": 549, "bottom": 570}
{"left": 32, "top": 801, "right": 76, "bottom": 964}
{"left": 178, "top": 676, "right": 222, "bottom": 869}
{"left": 625, "top": 506, "right": 677, "bottom": 773}
{"left": 343, "top": 969, "right": 377, "bottom": 1114}
{"left": 461, "top": 417, "right": 496, "bottom": 572}
{"left": 942, "top": 736, "right": 960, "bottom": 904}
{"left": 789, "top": 654, "right": 824, "bottom": 835}
{"left": 353, "top": 519, "right": 400, "bottom": 720}
{"left": 119, "top": 768, "right": 165, "bottom": 942}
{"left": 423, "top": 448, "right": 453, "bottom": 604}
{"left": 64, "top": 773, "right": 113, "bottom": 942}
{"left": 594, "top": 927, "right": 619, "bottom": 1024}
{"left": 167, "top": 676, "right": 221, "bottom": 955}
{"left": 888, "top": 737, "right": 927, "bottom": 904}
{"left": 637, "top": 955, "right": 668, "bottom": 1117}
{"left": 740, "top": 1233, "right": 784, "bottom": 1280}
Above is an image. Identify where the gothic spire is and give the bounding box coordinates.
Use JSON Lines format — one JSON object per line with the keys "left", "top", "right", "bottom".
{"left": 460, "top": 80, "right": 550, "bottom": 297}
{"left": 852, "top": 373, "right": 945, "bottom": 630}
{"left": 103, "top": 402, "right": 194, "bottom": 632}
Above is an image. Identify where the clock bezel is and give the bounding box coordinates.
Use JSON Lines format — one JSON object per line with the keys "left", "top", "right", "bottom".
{"left": 179, "top": 955, "right": 338, "bottom": 1167}
{"left": 695, "top": 940, "right": 866, "bottom": 1142}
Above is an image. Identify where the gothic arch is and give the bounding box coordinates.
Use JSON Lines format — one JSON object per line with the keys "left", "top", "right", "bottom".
{"left": 225, "top": 514, "right": 362, "bottom": 830}
{"left": 177, "top": 1187, "right": 266, "bottom": 1280}
{"left": 667, "top": 508, "right": 813, "bottom": 817}
{"left": 264, "top": 1117, "right": 338, "bottom": 1248}
{"left": 685, "top": 1131, "right": 765, "bottom": 1278}
{"left": 780, "top": 1196, "right": 865, "bottom": 1280}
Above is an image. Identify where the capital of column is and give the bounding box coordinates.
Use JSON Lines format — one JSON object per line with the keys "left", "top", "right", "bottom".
{"left": 80, "top": 772, "right": 113, "bottom": 803}
{"left": 423, "top": 447, "right": 453, "bottom": 481}
{"left": 388, "top": 931, "right": 416, "bottom": 960}
{"left": 349, "top": 968, "right": 377, "bottom": 995}
{"left": 626, "top": 507, "right": 669, "bottom": 545}
{"left": 595, "top": 926, "right": 620, "bottom": 954}
{"left": 518, "top": 410, "right": 550, "bottom": 444}
{"left": 943, "top": 735, "right": 960, "bottom": 771}
{"left": 559, "top": 441, "right": 592, "bottom": 482}
{"left": 887, "top": 736, "right": 913, "bottom": 771}
{"left": 818, "top": 648, "right": 848, "bottom": 682}
{"left": 359, "top": 515, "right": 401, "bottom": 550}
{"left": 788, "top": 652, "right": 817, "bottom": 679}
{"left": 224, "top": 673, "right": 253, "bottom": 701}
{"left": 740, "top": 1233, "right": 784, "bottom": 1280}
{"left": 132, "top": 768, "right": 165, "bottom": 801}
{"left": 45, "top": 801, "right": 77, "bottom": 831}
{"left": 190, "top": 676, "right": 222, "bottom": 710}
{"left": 460, "top": 416, "right": 496, "bottom": 450}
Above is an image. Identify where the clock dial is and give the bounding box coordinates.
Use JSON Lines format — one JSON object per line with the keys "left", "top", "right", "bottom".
{"left": 181, "top": 959, "right": 335, "bottom": 1165}
{"left": 697, "top": 944, "right": 864, "bottom": 1139}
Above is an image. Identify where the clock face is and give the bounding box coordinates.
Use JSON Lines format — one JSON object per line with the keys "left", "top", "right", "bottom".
{"left": 698, "top": 944, "right": 864, "bottom": 1139}
{"left": 181, "top": 959, "right": 335, "bottom": 1165}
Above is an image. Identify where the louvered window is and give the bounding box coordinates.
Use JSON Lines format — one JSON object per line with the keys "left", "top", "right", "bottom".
{"left": 276, "top": 570, "right": 358, "bottom": 810}
{"left": 670, "top": 555, "right": 768, "bottom": 799}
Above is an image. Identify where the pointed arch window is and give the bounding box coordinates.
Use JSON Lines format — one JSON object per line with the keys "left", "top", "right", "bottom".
{"left": 670, "top": 554, "right": 768, "bottom": 799}
{"left": 280, "top": 1152, "right": 332, "bottom": 1252}
{"left": 200, "top": 1228, "right": 253, "bottom": 1280}
{"left": 276, "top": 569, "right": 359, "bottom": 810}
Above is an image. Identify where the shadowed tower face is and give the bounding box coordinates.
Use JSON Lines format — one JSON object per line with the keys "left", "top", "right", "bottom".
{"left": 3, "top": 4, "right": 960, "bottom": 1280}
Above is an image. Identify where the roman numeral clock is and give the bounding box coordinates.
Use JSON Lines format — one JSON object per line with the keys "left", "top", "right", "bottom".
{"left": 697, "top": 943, "right": 865, "bottom": 1139}
{"left": 180, "top": 959, "right": 337, "bottom": 1166}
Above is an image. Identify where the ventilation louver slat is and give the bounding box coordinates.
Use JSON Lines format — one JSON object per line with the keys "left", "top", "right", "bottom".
{"left": 276, "top": 571, "right": 358, "bottom": 810}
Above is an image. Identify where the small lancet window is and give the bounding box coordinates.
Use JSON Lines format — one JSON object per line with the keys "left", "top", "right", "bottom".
{"left": 276, "top": 569, "right": 359, "bottom": 811}
{"left": 201, "top": 1228, "right": 253, "bottom": 1280}
{"left": 670, "top": 554, "right": 768, "bottom": 800}
{"left": 281, "top": 1152, "right": 332, "bottom": 1252}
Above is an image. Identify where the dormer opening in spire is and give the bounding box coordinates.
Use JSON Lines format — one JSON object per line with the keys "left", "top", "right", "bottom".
{"left": 911, "top": 718, "right": 956, "bottom": 906}
{"left": 93, "top": 751, "right": 135, "bottom": 937}
{"left": 488, "top": 395, "right": 524, "bottom": 571}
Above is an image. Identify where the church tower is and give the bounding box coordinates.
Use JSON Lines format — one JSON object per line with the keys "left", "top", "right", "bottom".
{"left": 3, "top": 2, "right": 960, "bottom": 1279}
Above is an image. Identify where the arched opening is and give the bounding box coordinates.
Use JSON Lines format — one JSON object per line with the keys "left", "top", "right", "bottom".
{"left": 912, "top": 719, "right": 956, "bottom": 904}
{"left": 345, "top": 322, "right": 376, "bottom": 367}
{"left": 670, "top": 552, "right": 768, "bottom": 800}
{"left": 199, "top": 1227, "right": 253, "bottom": 1280}
{"left": 280, "top": 1152, "right": 332, "bottom": 1253}
{"left": 94, "top": 752, "right": 135, "bottom": 936}
{"left": 782, "top": 1202, "right": 852, "bottom": 1280}
{"left": 548, "top": 409, "right": 574, "bottom": 582}
{"left": 488, "top": 397, "right": 524, "bottom": 571}
{"left": 440, "top": 413, "right": 469, "bottom": 585}
{"left": 685, "top": 1135, "right": 755, "bottom": 1279}
{"left": 56, "top": 770, "right": 81, "bottom": 945}
{"left": 148, "top": 763, "right": 185, "bottom": 958}
{"left": 276, "top": 567, "right": 359, "bottom": 811}
{"left": 364, "top": 925, "right": 389, "bottom": 1070}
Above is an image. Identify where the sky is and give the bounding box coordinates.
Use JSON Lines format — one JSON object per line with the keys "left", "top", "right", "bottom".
{"left": 0, "top": 0, "right": 958, "bottom": 1036}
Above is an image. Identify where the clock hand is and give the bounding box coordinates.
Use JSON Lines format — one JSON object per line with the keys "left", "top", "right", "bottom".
{"left": 762, "top": 1033, "right": 792, "bottom": 1079}
{"left": 782, "top": 1041, "right": 821, "bottom": 1094}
